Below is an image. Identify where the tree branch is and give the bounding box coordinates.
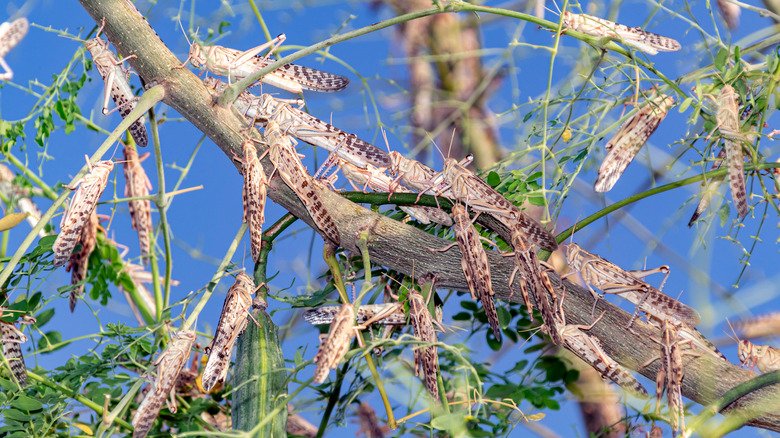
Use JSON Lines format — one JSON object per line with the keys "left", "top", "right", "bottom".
{"left": 78, "top": 0, "right": 780, "bottom": 432}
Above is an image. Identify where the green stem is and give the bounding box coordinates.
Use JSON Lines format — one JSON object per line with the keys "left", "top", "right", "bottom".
{"left": 0, "top": 85, "right": 165, "bottom": 289}
{"left": 684, "top": 371, "right": 780, "bottom": 437}
{"left": 247, "top": 0, "right": 273, "bottom": 44}
{"left": 354, "top": 228, "right": 373, "bottom": 306}
{"left": 97, "top": 185, "right": 202, "bottom": 205}
{"left": 322, "top": 243, "right": 350, "bottom": 304}
{"left": 256, "top": 213, "right": 298, "bottom": 300}
{"left": 554, "top": 162, "right": 780, "bottom": 245}
{"left": 180, "top": 223, "right": 247, "bottom": 331}
{"left": 316, "top": 362, "right": 348, "bottom": 438}
{"left": 147, "top": 106, "right": 173, "bottom": 315}
{"left": 353, "top": 227, "right": 396, "bottom": 428}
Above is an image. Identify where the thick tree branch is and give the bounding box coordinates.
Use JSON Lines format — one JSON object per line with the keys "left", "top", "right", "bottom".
{"left": 78, "top": 0, "right": 780, "bottom": 432}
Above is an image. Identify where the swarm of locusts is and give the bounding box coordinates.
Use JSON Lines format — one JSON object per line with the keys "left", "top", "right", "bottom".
{"left": 5, "top": 8, "right": 769, "bottom": 438}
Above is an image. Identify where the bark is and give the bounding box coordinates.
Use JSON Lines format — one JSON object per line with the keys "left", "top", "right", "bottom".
{"left": 78, "top": 0, "right": 780, "bottom": 432}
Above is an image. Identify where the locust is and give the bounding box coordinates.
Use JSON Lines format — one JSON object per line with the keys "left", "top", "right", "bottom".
{"left": 123, "top": 144, "right": 153, "bottom": 264}
{"left": 564, "top": 243, "right": 700, "bottom": 326}
{"left": 559, "top": 11, "right": 681, "bottom": 55}
{"left": 65, "top": 211, "right": 98, "bottom": 312}
{"left": 182, "top": 34, "right": 349, "bottom": 93}
{"left": 52, "top": 157, "right": 114, "bottom": 268}
{"left": 594, "top": 92, "right": 674, "bottom": 192}
{"left": 733, "top": 312, "right": 780, "bottom": 339}
{"left": 201, "top": 272, "right": 256, "bottom": 392}
{"left": 204, "top": 78, "right": 390, "bottom": 170}
{"left": 653, "top": 318, "right": 727, "bottom": 362}
{"left": 736, "top": 340, "right": 780, "bottom": 373}
{"left": 429, "top": 156, "right": 558, "bottom": 251}
{"left": 339, "top": 159, "right": 452, "bottom": 226}
{"left": 431, "top": 204, "right": 501, "bottom": 341}
{"left": 357, "top": 402, "right": 387, "bottom": 438}
{"left": 716, "top": 84, "right": 748, "bottom": 218}
{"left": 85, "top": 21, "right": 148, "bottom": 147}
{"left": 639, "top": 318, "right": 700, "bottom": 437}
{"left": 0, "top": 311, "right": 33, "bottom": 387}
{"left": 132, "top": 330, "right": 196, "bottom": 438}
{"left": 717, "top": 0, "right": 741, "bottom": 30}
{"left": 726, "top": 320, "right": 780, "bottom": 373}
{"left": 505, "top": 229, "right": 562, "bottom": 345}
{"left": 287, "top": 405, "right": 319, "bottom": 438}
{"left": 387, "top": 151, "right": 442, "bottom": 196}
{"left": 305, "top": 303, "right": 406, "bottom": 326}
{"left": 305, "top": 302, "right": 444, "bottom": 328}
{"left": 312, "top": 303, "right": 356, "bottom": 383}
{"left": 547, "top": 295, "right": 649, "bottom": 397}
{"left": 265, "top": 120, "right": 341, "bottom": 245}
{"left": 233, "top": 140, "right": 267, "bottom": 262}
{"left": 688, "top": 148, "right": 726, "bottom": 226}
{"left": 407, "top": 288, "right": 440, "bottom": 400}
{"left": 0, "top": 17, "right": 28, "bottom": 81}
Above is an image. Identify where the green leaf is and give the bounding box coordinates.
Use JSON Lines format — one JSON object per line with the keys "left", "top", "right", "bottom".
{"left": 33, "top": 309, "right": 55, "bottom": 328}
{"left": 452, "top": 312, "right": 472, "bottom": 321}
{"left": 679, "top": 97, "right": 692, "bottom": 113}
{"left": 497, "top": 306, "right": 511, "bottom": 327}
{"left": 527, "top": 196, "right": 546, "bottom": 206}
{"left": 714, "top": 48, "right": 729, "bottom": 71}
{"left": 3, "top": 408, "right": 30, "bottom": 422}
{"left": 543, "top": 398, "right": 560, "bottom": 410}
{"left": 38, "top": 235, "right": 57, "bottom": 252}
{"left": 12, "top": 395, "right": 43, "bottom": 411}
{"left": 460, "top": 301, "right": 478, "bottom": 312}
{"left": 484, "top": 383, "right": 518, "bottom": 399}
{"left": 718, "top": 204, "right": 730, "bottom": 226}
{"left": 487, "top": 331, "right": 502, "bottom": 350}
{"left": 486, "top": 171, "right": 501, "bottom": 188}
{"left": 563, "top": 369, "right": 580, "bottom": 384}
{"left": 37, "top": 331, "right": 65, "bottom": 352}
{"left": 430, "top": 411, "right": 466, "bottom": 431}
{"left": 509, "top": 359, "right": 528, "bottom": 373}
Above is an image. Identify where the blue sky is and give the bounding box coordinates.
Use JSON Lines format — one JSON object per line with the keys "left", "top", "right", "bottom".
{"left": 2, "top": 0, "right": 779, "bottom": 436}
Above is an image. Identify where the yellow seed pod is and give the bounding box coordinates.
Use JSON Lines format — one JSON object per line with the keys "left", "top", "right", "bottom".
{"left": 0, "top": 212, "right": 30, "bottom": 232}
{"left": 562, "top": 127, "right": 572, "bottom": 142}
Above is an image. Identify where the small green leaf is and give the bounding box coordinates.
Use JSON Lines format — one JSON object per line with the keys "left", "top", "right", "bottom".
{"left": 430, "top": 411, "right": 466, "bottom": 431}
{"left": 718, "top": 204, "right": 730, "bottom": 226}
{"left": 714, "top": 48, "right": 729, "bottom": 70}
{"left": 679, "top": 97, "right": 692, "bottom": 113}
{"left": 37, "top": 331, "right": 65, "bottom": 352}
{"left": 543, "top": 398, "right": 560, "bottom": 410}
{"left": 460, "top": 301, "right": 478, "bottom": 311}
{"left": 497, "top": 306, "right": 511, "bottom": 327}
{"left": 484, "top": 383, "right": 518, "bottom": 399}
{"left": 564, "top": 369, "right": 580, "bottom": 384}
{"left": 487, "top": 331, "right": 502, "bottom": 350}
{"left": 3, "top": 408, "right": 30, "bottom": 422}
{"left": 486, "top": 171, "right": 501, "bottom": 188}
{"left": 12, "top": 395, "right": 43, "bottom": 411}
{"left": 33, "top": 309, "right": 55, "bottom": 328}
{"left": 452, "top": 312, "right": 472, "bottom": 321}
